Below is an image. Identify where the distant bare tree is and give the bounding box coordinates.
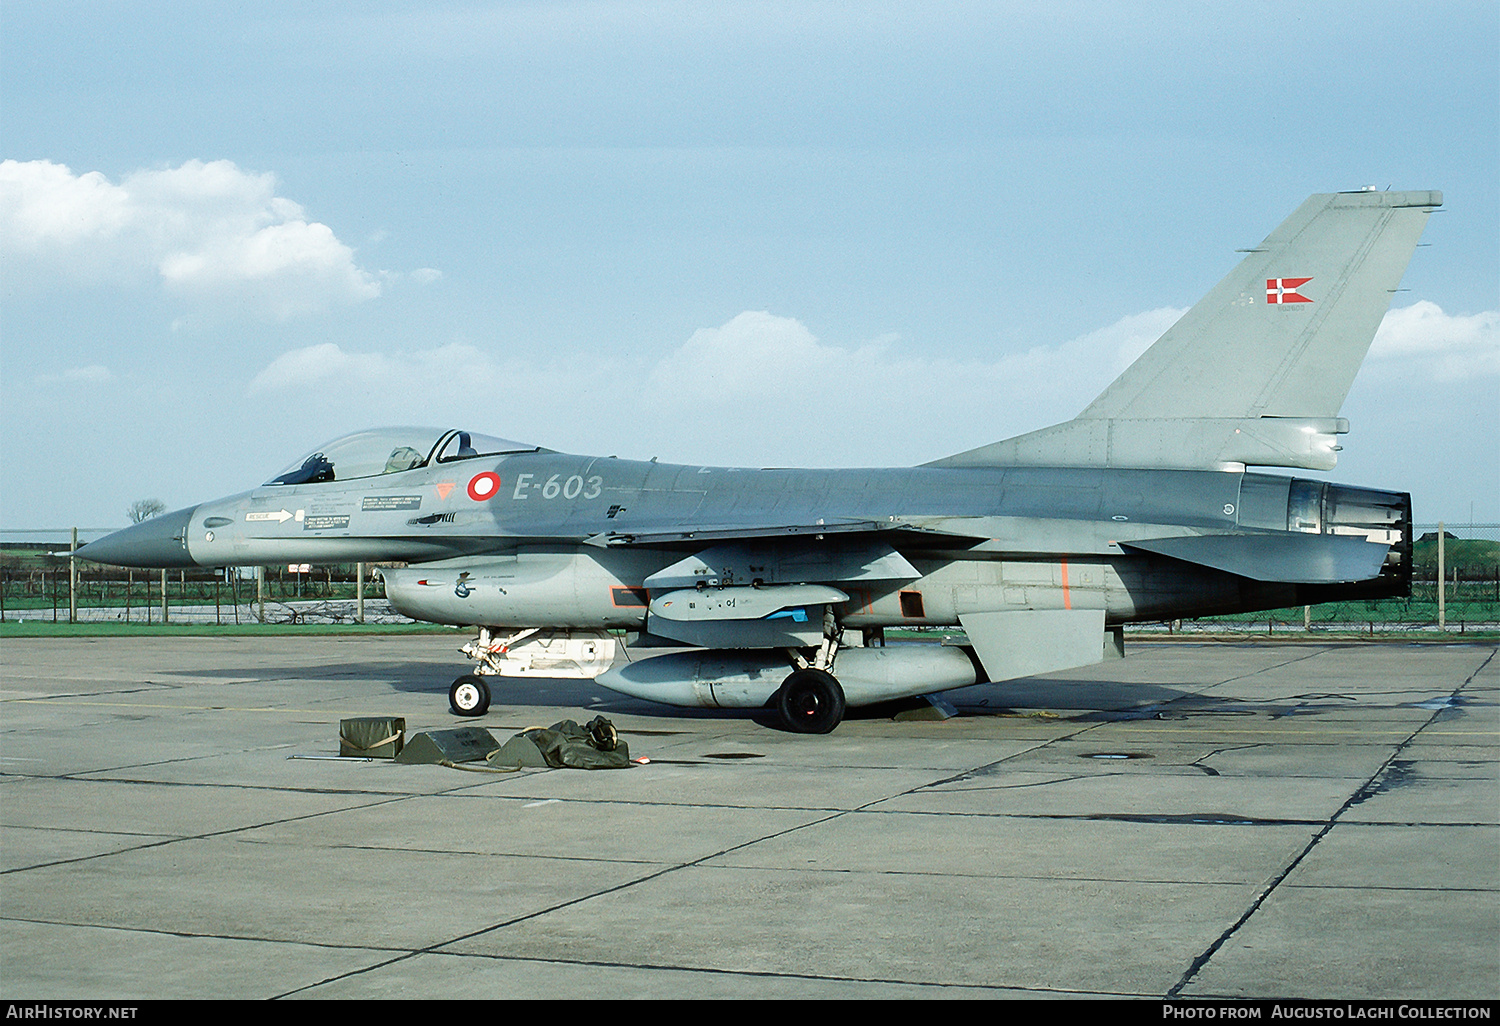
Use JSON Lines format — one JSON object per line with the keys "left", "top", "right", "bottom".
{"left": 127, "top": 499, "right": 166, "bottom": 523}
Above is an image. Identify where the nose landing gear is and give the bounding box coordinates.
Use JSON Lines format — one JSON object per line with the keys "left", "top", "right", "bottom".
{"left": 449, "top": 674, "right": 491, "bottom": 717}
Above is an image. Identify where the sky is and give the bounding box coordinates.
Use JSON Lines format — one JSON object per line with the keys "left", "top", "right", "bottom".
{"left": 2, "top": 0, "right": 1496, "bottom": 532}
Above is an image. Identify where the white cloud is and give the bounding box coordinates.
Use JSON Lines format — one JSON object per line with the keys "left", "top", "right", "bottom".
{"left": 248, "top": 341, "right": 493, "bottom": 393}
{"left": 0, "top": 158, "right": 380, "bottom": 317}
{"left": 34, "top": 364, "right": 114, "bottom": 387}
{"left": 248, "top": 342, "right": 382, "bottom": 390}
{"left": 246, "top": 307, "right": 1188, "bottom": 466}
{"left": 650, "top": 311, "right": 842, "bottom": 401}
{"left": 1369, "top": 301, "right": 1500, "bottom": 381}
{"left": 0, "top": 160, "right": 131, "bottom": 248}
{"left": 244, "top": 301, "right": 1491, "bottom": 476}
{"left": 641, "top": 307, "right": 1188, "bottom": 464}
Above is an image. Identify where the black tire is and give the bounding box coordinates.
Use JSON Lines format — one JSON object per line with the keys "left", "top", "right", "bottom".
{"left": 777, "top": 668, "right": 846, "bottom": 734}
{"left": 449, "top": 674, "right": 491, "bottom": 717}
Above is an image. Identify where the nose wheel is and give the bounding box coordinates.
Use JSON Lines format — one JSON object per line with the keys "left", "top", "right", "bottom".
{"left": 449, "top": 674, "right": 491, "bottom": 717}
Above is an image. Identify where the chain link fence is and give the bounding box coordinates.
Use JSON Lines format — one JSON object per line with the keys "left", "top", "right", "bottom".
{"left": 0, "top": 530, "right": 404, "bottom": 625}
{"left": 3, "top": 523, "right": 1495, "bottom": 632}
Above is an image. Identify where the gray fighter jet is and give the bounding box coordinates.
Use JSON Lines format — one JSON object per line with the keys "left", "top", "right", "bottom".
{"left": 78, "top": 189, "right": 1441, "bottom": 732}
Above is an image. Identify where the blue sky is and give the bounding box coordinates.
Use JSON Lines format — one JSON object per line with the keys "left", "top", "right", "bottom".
{"left": 2, "top": 1, "right": 1496, "bottom": 530}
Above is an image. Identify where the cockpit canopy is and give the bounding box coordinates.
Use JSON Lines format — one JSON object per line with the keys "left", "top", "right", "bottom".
{"left": 266, "top": 428, "right": 539, "bottom": 486}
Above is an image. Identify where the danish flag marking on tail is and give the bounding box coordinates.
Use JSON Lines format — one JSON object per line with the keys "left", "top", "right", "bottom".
{"left": 1266, "top": 277, "right": 1313, "bottom": 304}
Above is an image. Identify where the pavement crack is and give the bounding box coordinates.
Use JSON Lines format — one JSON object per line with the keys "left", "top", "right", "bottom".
{"left": 270, "top": 809, "right": 854, "bottom": 999}
{"left": 1165, "top": 645, "right": 1496, "bottom": 998}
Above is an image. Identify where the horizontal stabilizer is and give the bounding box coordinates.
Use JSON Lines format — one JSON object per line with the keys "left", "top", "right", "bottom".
{"left": 1120, "top": 532, "right": 1391, "bottom": 584}
{"left": 958, "top": 608, "right": 1108, "bottom": 684}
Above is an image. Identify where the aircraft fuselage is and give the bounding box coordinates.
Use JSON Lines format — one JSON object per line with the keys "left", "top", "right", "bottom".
{"left": 87, "top": 450, "right": 1410, "bottom": 632}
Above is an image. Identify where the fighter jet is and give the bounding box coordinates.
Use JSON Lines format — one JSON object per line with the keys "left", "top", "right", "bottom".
{"left": 78, "top": 189, "right": 1441, "bottom": 732}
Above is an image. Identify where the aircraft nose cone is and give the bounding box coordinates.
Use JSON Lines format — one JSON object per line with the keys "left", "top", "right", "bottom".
{"left": 75, "top": 505, "right": 200, "bottom": 568}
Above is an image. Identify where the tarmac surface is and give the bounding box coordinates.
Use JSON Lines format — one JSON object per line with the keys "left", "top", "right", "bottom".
{"left": 1, "top": 634, "right": 1495, "bottom": 1000}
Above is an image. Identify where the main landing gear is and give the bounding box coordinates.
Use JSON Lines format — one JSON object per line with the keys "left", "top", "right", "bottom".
{"left": 773, "top": 608, "right": 848, "bottom": 734}
{"left": 776, "top": 667, "right": 846, "bottom": 734}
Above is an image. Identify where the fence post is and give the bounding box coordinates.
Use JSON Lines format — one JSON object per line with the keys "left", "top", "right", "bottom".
{"left": 357, "top": 562, "right": 365, "bottom": 624}
{"left": 257, "top": 565, "right": 265, "bottom": 623}
{"left": 160, "top": 568, "right": 168, "bottom": 624}
{"left": 1437, "top": 522, "right": 1445, "bottom": 631}
{"left": 69, "top": 528, "right": 78, "bottom": 624}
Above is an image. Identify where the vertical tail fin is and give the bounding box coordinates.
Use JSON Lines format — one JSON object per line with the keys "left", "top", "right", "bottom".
{"left": 930, "top": 189, "right": 1441, "bottom": 471}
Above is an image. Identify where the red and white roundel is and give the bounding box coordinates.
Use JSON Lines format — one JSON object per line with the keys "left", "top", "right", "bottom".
{"left": 466, "top": 472, "right": 501, "bottom": 501}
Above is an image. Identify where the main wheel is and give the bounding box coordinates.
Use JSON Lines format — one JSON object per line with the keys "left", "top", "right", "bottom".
{"left": 777, "top": 668, "right": 846, "bottom": 734}
{"left": 449, "top": 674, "right": 491, "bottom": 717}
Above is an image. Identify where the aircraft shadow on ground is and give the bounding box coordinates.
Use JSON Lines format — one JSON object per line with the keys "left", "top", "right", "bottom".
{"left": 153, "top": 663, "right": 1382, "bottom": 730}
{"left": 403, "top": 670, "right": 1214, "bottom": 730}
